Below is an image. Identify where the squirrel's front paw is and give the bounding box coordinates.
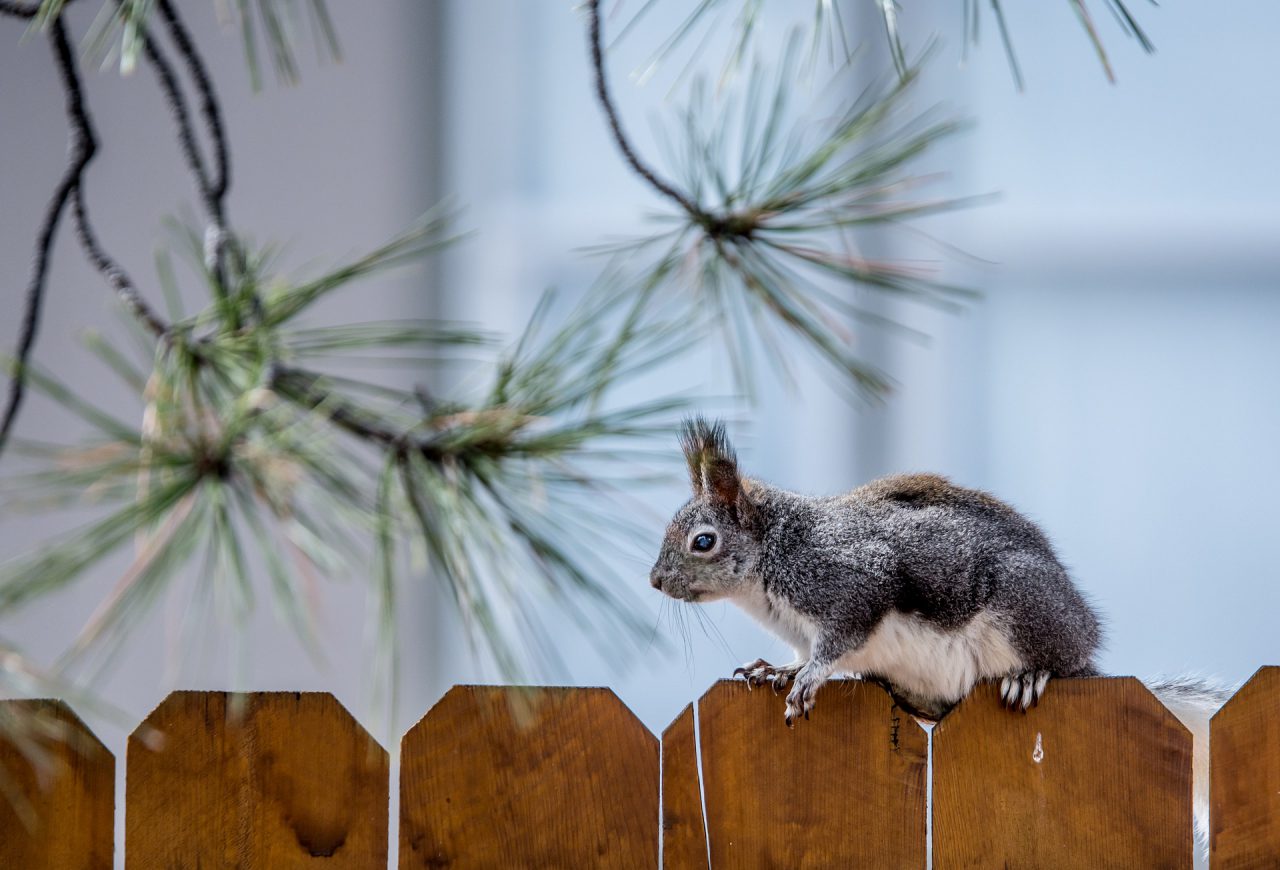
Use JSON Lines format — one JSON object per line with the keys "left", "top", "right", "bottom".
{"left": 999, "top": 670, "right": 1051, "bottom": 711}
{"left": 784, "top": 678, "right": 820, "bottom": 727}
{"left": 732, "top": 658, "right": 802, "bottom": 692}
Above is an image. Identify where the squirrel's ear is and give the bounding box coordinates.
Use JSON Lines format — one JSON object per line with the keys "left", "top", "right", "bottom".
{"left": 703, "top": 453, "right": 741, "bottom": 508}
{"left": 679, "top": 416, "right": 741, "bottom": 506}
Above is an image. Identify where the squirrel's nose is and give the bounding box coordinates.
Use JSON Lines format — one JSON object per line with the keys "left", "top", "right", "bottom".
{"left": 649, "top": 569, "right": 664, "bottom": 590}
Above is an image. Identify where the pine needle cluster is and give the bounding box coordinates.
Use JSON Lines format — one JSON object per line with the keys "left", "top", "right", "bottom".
{"left": 598, "top": 42, "right": 976, "bottom": 397}
{"left": 1, "top": 214, "right": 687, "bottom": 722}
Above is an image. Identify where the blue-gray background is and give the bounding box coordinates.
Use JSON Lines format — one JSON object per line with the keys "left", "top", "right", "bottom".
{"left": 2, "top": 2, "right": 1277, "bottom": 865}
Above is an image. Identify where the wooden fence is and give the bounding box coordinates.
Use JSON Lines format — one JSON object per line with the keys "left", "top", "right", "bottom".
{"left": 1, "top": 669, "right": 1277, "bottom": 868}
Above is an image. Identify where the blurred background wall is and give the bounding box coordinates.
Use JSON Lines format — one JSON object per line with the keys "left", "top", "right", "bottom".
{"left": 433, "top": 0, "right": 1280, "bottom": 730}
{"left": 2, "top": 0, "right": 1278, "bottom": 863}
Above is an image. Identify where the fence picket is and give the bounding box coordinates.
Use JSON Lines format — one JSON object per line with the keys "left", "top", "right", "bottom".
{"left": 695, "top": 678, "right": 927, "bottom": 868}
{"left": 1211, "top": 665, "right": 1280, "bottom": 867}
{"left": 661, "top": 702, "right": 708, "bottom": 869}
{"left": 399, "top": 685, "right": 658, "bottom": 868}
{"left": 125, "top": 691, "right": 388, "bottom": 868}
{"left": 933, "top": 676, "right": 1192, "bottom": 868}
{"left": 0, "top": 700, "right": 114, "bottom": 870}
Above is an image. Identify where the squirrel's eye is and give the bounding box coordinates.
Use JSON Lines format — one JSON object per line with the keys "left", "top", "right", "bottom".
{"left": 691, "top": 532, "right": 716, "bottom": 553}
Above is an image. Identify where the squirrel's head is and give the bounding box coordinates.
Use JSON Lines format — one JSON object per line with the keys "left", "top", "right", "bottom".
{"left": 650, "top": 417, "right": 763, "bottom": 603}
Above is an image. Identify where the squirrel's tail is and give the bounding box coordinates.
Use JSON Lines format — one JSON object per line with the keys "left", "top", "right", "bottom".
{"left": 1144, "top": 675, "right": 1235, "bottom": 850}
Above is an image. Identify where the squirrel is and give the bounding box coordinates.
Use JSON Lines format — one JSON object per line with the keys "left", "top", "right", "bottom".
{"left": 650, "top": 416, "right": 1230, "bottom": 844}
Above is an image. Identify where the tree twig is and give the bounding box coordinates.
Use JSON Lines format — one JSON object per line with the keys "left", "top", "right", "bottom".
{"left": 47, "top": 19, "right": 170, "bottom": 339}
{"left": 0, "top": 15, "right": 166, "bottom": 461}
{"left": 272, "top": 366, "right": 405, "bottom": 450}
{"left": 0, "top": 48, "right": 85, "bottom": 454}
{"left": 69, "top": 185, "right": 169, "bottom": 339}
{"left": 272, "top": 367, "right": 522, "bottom": 466}
{"left": 584, "top": 0, "right": 704, "bottom": 219}
{"left": 135, "top": 20, "right": 221, "bottom": 223}
{"left": 125, "top": 0, "right": 241, "bottom": 307}
{"left": 155, "top": 0, "right": 229, "bottom": 207}
{"left": 272, "top": 366, "right": 458, "bottom": 464}
{"left": 0, "top": 1, "right": 40, "bottom": 17}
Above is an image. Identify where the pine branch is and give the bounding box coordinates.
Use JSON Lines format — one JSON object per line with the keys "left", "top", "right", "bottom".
{"left": 2, "top": 1, "right": 239, "bottom": 460}
{"left": 49, "top": 18, "right": 170, "bottom": 342}
{"left": 132, "top": 5, "right": 224, "bottom": 227}
{"left": 155, "top": 0, "right": 229, "bottom": 205}
{"left": 0, "top": 15, "right": 168, "bottom": 462}
{"left": 0, "top": 0, "right": 681, "bottom": 787}
{"left": 1, "top": 270, "right": 686, "bottom": 689}
{"left": 592, "top": 44, "right": 976, "bottom": 400}
{"left": 271, "top": 366, "right": 405, "bottom": 451}
{"left": 128, "top": 0, "right": 244, "bottom": 318}
{"left": 0, "top": 37, "right": 84, "bottom": 456}
{"left": 584, "top": 0, "right": 704, "bottom": 219}
{"left": 69, "top": 184, "right": 170, "bottom": 339}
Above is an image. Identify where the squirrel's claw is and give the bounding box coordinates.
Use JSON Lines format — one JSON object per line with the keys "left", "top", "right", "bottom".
{"left": 1000, "top": 670, "right": 1051, "bottom": 712}
{"left": 784, "top": 677, "right": 819, "bottom": 725}
{"left": 733, "top": 658, "right": 802, "bottom": 692}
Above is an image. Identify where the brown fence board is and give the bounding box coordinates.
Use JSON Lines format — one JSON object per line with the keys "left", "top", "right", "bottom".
{"left": 933, "top": 676, "right": 1192, "bottom": 868}
{"left": 696, "top": 678, "right": 927, "bottom": 869}
{"left": 0, "top": 699, "right": 114, "bottom": 870}
{"left": 661, "top": 702, "right": 708, "bottom": 869}
{"left": 1211, "top": 665, "right": 1280, "bottom": 867}
{"left": 125, "top": 691, "right": 388, "bottom": 868}
{"left": 399, "top": 685, "right": 658, "bottom": 868}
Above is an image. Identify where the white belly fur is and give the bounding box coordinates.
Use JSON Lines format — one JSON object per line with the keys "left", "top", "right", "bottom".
{"left": 732, "top": 583, "right": 1025, "bottom": 705}
{"left": 732, "top": 585, "right": 819, "bottom": 658}
{"left": 840, "top": 610, "right": 1025, "bottom": 705}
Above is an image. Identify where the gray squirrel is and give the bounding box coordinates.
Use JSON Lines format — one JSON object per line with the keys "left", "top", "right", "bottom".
{"left": 649, "top": 417, "right": 1230, "bottom": 843}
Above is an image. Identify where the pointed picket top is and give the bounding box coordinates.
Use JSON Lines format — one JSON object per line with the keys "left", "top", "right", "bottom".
{"left": 694, "top": 677, "right": 928, "bottom": 867}
{"left": 125, "top": 691, "right": 388, "bottom": 868}
{"left": 0, "top": 699, "right": 115, "bottom": 870}
{"left": 1211, "top": 665, "right": 1280, "bottom": 865}
{"left": 399, "top": 685, "right": 658, "bottom": 869}
{"left": 933, "top": 676, "right": 1192, "bottom": 868}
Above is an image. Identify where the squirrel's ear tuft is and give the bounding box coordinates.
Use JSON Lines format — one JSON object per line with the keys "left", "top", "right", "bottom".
{"left": 679, "top": 416, "right": 740, "bottom": 506}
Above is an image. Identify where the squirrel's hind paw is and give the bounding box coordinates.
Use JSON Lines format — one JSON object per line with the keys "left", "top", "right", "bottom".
{"left": 733, "top": 658, "right": 803, "bottom": 692}
{"left": 784, "top": 678, "right": 820, "bottom": 726}
{"left": 999, "top": 670, "right": 1051, "bottom": 711}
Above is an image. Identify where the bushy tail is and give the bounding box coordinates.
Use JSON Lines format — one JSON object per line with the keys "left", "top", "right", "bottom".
{"left": 1145, "top": 675, "right": 1235, "bottom": 850}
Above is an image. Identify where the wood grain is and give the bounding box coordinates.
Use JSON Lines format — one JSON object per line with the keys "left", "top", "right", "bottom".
{"left": 399, "top": 685, "right": 658, "bottom": 868}
{"left": 0, "top": 699, "right": 114, "bottom": 870}
{"left": 1211, "top": 665, "right": 1280, "bottom": 867}
{"left": 661, "top": 703, "right": 708, "bottom": 869}
{"left": 125, "top": 691, "right": 388, "bottom": 868}
{"left": 696, "top": 678, "right": 927, "bottom": 869}
{"left": 933, "top": 676, "right": 1192, "bottom": 869}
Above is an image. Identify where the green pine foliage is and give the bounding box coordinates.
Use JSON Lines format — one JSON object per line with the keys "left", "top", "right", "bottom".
{"left": 0, "top": 0, "right": 1165, "bottom": 778}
